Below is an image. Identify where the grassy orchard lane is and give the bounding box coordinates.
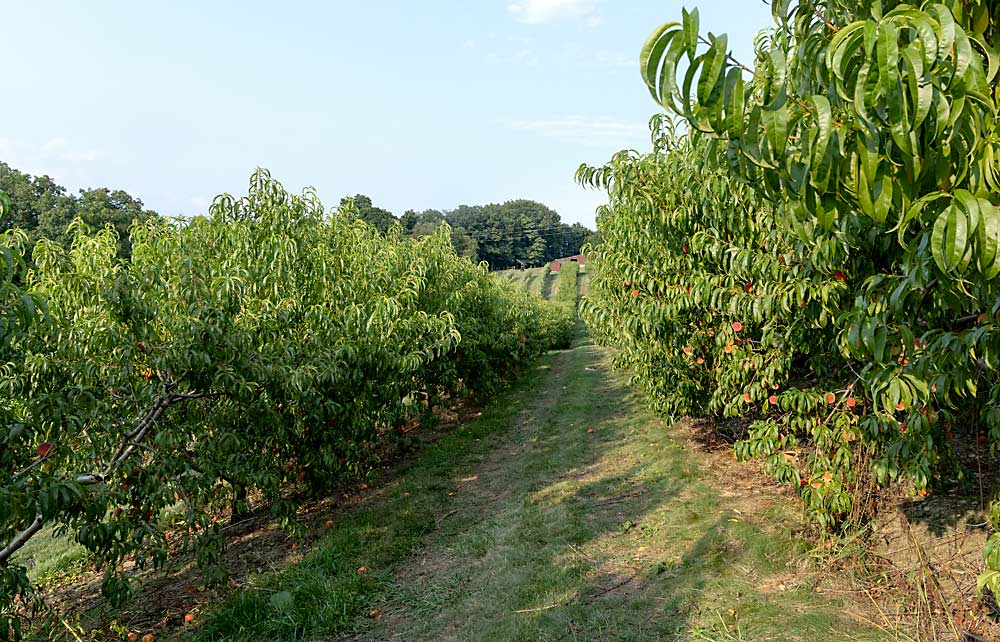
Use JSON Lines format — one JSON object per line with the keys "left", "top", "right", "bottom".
{"left": 0, "top": 169, "right": 576, "bottom": 638}
{"left": 190, "top": 325, "right": 887, "bottom": 641}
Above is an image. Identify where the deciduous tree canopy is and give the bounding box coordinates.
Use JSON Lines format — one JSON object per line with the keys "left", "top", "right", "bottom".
{"left": 0, "top": 162, "right": 157, "bottom": 260}
{"left": 345, "top": 196, "right": 591, "bottom": 269}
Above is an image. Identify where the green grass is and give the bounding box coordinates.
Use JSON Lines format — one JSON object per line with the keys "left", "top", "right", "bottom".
{"left": 12, "top": 527, "right": 89, "bottom": 586}
{"left": 554, "top": 261, "right": 579, "bottom": 308}
{"left": 578, "top": 269, "right": 590, "bottom": 298}
{"left": 182, "top": 323, "right": 891, "bottom": 642}
{"left": 539, "top": 269, "right": 558, "bottom": 300}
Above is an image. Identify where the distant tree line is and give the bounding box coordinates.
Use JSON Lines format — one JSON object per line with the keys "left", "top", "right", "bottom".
{"left": 0, "top": 162, "right": 596, "bottom": 271}
{"left": 0, "top": 162, "right": 157, "bottom": 260}
{"left": 343, "top": 193, "right": 598, "bottom": 270}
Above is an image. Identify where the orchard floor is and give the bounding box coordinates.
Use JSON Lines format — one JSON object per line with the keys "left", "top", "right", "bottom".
{"left": 170, "top": 325, "right": 897, "bottom": 642}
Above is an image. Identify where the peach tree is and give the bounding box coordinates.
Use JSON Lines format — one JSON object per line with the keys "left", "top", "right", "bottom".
{"left": 583, "top": 0, "right": 1000, "bottom": 594}
{"left": 0, "top": 191, "right": 49, "bottom": 640}
{"left": 0, "top": 171, "right": 569, "bottom": 638}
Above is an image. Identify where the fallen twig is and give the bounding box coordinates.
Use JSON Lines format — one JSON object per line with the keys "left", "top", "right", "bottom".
{"left": 589, "top": 572, "right": 639, "bottom": 599}
{"left": 513, "top": 603, "right": 562, "bottom": 614}
{"left": 435, "top": 509, "right": 459, "bottom": 525}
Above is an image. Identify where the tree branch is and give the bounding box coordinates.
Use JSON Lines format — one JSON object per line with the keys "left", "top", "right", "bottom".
{"left": 0, "top": 515, "right": 44, "bottom": 564}
{"left": 1, "top": 383, "right": 212, "bottom": 566}
{"left": 12, "top": 451, "right": 54, "bottom": 481}
{"left": 952, "top": 313, "right": 982, "bottom": 332}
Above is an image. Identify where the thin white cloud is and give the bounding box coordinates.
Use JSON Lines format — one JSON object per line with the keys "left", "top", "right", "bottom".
{"left": 38, "top": 137, "right": 99, "bottom": 163}
{"left": 58, "top": 149, "right": 99, "bottom": 162}
{"left": 0, "top": 139, "right": 15, "bottom": 161}
{"left": 507, "top": 0, "right": 602, "bottom": 25}
{"left": 512, "top": 49, "right": 540, "bottom": 65}
{"left": 41, "top": 137, "right": 68, "bottom": 153}
{"left": 507, "top": 34, "right": 537, "bottom": 45}
{"left": 507, "top": 116, "right": 646, "bottom": 139}
{"left": 0, "top": 137, "right": 100, "bottom": 178}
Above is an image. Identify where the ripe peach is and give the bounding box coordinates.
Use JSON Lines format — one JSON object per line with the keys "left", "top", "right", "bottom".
{"left": 731, "top": 321, "right": 743, "bottom": 332}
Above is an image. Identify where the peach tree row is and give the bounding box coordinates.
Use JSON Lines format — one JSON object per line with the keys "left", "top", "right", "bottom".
{"left": 580, "top": 0, "right": 1000, "bottom": 594}
{"left": 0, "top": 170, "right": 573, "bottom": 639}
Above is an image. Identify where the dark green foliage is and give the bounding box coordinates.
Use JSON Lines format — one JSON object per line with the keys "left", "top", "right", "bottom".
{"left": 446, "top": 200, "right": 589, "bottom": 270}
{"left": 0, "top": 162, "right": 156, "bottom": 260}
{"left": 340, "top": 194, "right": 397, "bottom": 233}
{"left": 585, "top": 0, "right": 1000, "bottom": 595}
{"left": 362, "top": 202, "right": 590, "bottom": 267}
{"left": 0, "top": 171, "right": 569, "bottom": 639}
{"left": 400, "top": 209, "right": 446, "bottom": 232}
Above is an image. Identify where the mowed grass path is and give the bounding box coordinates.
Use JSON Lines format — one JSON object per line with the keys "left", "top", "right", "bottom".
{"left": 187, "top": 323, "right": 888, "bottom": 642}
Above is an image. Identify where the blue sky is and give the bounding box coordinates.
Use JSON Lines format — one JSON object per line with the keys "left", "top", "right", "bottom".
{"left": 3, "top": 1, "right": 774, "bottom": 228}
